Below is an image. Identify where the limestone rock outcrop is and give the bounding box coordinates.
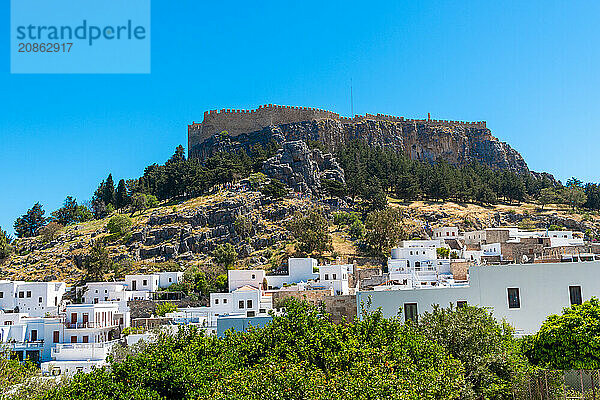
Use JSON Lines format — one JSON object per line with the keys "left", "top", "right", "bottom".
{"left": 190, "top": 112, "right": 529, "bottom": 174}
{"left": 262, "top": 140, "right": 345, "bottom": 195}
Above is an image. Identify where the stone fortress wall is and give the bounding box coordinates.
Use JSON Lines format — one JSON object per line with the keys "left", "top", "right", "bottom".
{"left": 188, "top": 104, "right": 487, "bottom": 152}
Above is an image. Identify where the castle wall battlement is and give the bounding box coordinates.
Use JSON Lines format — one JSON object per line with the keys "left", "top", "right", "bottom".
{"left": 188, "top": 104, "right": 487, "bottom": 153}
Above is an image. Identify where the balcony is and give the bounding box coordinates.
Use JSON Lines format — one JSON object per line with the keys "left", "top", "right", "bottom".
{"left": 8, "top": 341, "right": 44, "bottom": 350}
{"left": 64, "top": 321, "right": 118, "bottom": 329}
{"left": 51, "top": 339, "right": 119, "bottom": 361}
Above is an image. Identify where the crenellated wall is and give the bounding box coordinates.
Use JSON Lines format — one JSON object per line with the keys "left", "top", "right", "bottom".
{"left": 188, "top": 104, "right": 487, "bottom": 153}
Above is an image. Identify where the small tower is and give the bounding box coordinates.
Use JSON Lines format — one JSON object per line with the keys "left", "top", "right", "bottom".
{"left": 427, "top": 112, "right": 431, "bottom": 121}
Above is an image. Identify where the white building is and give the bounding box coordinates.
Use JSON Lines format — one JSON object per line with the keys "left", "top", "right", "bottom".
{"left": 83, "top": 282, "right": 127, "bottom": 304}
{"left": 0, "top": 281, "right": 66, "bottom": 317}
{"left": 0, "top": 300, "right": 130, "bottom": 376}
{"left": 318, "top": 264, "right": 351, "bottom": 295}
{"left": 265, "top": 258, "right": 319, "bottom": 289}
{"left": 158, "top": 272, "right": 183, "bottom": 288}
{"left": 358, "top": 261, "right": 600, "bottom": 336}
{"left": 125, "top": 274, "right": 160, "bottom": 292}
{"left": 228, "top": 269, "right": 265, "bottom": 292}
{"left": 123, "top": 272, "right": 183, "bottom": 293}
{"left": 433, "top": 227, "right": 459, "bottom": 239}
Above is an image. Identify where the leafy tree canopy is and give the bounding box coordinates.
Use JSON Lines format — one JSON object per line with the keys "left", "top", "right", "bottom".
{"left": 523, "top": 297, "right": 600, "bottom": 370}
{"left": 14, "top": 203, "right": 46, "bottom": 238}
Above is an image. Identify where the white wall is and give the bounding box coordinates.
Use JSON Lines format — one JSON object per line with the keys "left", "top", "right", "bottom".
{"left": 228, "top": 270, "right": 264, "bottom": 292}
{"left": 158, "top": 272, "right": 183, "bottom": 289}
{"left": 265, "top": 258, "right": 319, "bottom": 289}
{"left": 433, "top": 227, "right": 459, "bottom": 239}
{"left": 125, "top": 275, "right": 159, "bottom": 292}
{"left": 358, "top": 261, "right": 600, "bottom": 335}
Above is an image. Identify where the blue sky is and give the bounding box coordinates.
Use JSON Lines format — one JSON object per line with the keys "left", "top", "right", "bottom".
{"left": 1, "top": 0, "right": 600, "bottom": 234}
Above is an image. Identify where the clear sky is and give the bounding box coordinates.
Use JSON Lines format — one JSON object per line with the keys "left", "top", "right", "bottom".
{"left": 1, "top": 0, "right": 600, "bottom": 234}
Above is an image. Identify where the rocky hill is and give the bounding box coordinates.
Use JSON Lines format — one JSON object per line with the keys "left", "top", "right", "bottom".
{"left": 1, "top": 190, "right": 315, "bottom": 284}
{"left": 3, "top": 182, "right": 599, "bottom": 285}
{"left": 190, "top": 106, "right": 529, "bottom": 174}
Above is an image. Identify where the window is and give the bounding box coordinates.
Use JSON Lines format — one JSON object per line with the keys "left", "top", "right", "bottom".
{"left": 4, "top": 321, "right": 11, "bottom": 326}
{"left": 38, "top": 297, "right": 42, "bottom": 303}
{"left": 18, "top": 291, "right": 24, "bottom": 298}
{"left": 31, "top": 329, "right": 38, "bottom": 341}
{"left": 325, "top": 274, "right": 329, "bottom": 280}
{"left": 53, "top": 331, "right": 59, "bottom": 343}
{"left": 332, "top": 274, "right": 337, "bottom": 280}
{"left": 169, "top": 278, "right": 172, "bottom": 283}
{"left": 223, "top": 299, "right": 227, "bottom": 304}
{"left": 82, "top": 336, "right": 89, "bottom": 343}
{"left": 456, "top": 301, "right": 467, "bottom": 308}
{"left": 507, "top": 288, "right": 520, "bottom": 309}
{"left": 215, "top": 298, "right": 219, "bottom": 305}
{"left": 71, "top": 313, "right": 77, "bottom": 324}
{"left": 569, "top": 286, "right": 582, "bottom": 305}
{"left": 452, "top": 232, "right": 456, "bottom": 236}
{"left": 71, "top": 336, "right": 77, "bottom": 343}
{"left": 54, "top": 296, "right": 57, "bottom": 306}
{"left": 26, "top": 291, "right": 31, "bottom": 298}
{"left": 246, "top": 299, "right": 253, "bottom": 308}
{"left": 0, "top": 291, "right": 3, "bottom": 298}
{"left": 239, "top": 300, "right": 244, "bottom": 309}
{"left": 404, "top": 303, "right": 418, "bottom": 322}
{"left": 143, "top": 280, "right": 148, "bottom": 286}
{"left": 251, "top": 274, "right": 255, "bottom": 279}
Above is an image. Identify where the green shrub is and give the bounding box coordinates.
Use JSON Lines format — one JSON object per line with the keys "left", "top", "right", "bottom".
{"left": 43, "top": 301, "right": 466, "bottom": 399}
{"left": 155, "top": 302, "right": 178, "bottom": 317}
{"left": 212, "top": 243, "right": 237, "bottom": 268}
{"left": 106, "top": 215, "right": 133, "bottom": 237}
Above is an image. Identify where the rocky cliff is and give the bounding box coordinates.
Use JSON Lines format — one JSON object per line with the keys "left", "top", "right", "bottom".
{"left": 191, "top": 118, "right": 529, "bottom": 174}
{"left": 262, "top": 141, "right": 345, "bottom": 196}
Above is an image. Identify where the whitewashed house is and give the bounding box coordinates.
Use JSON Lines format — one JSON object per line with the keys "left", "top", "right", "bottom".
{"left": 359, "top": 260, "right": 600, "bottom": 336}
{"left": 0, "top": 281, "right": 66, "bottom": 317}
{"left": 265, "top": 258, "right": 319, "bottom": 289}
{"left": 433, "top": 227, "right": 459, "bottom": 239}
{"left": 125, "top": 274, "right": 160, "bottom": 292}
{"left": 318, "top": 264, "right": 351, "bottom": 295}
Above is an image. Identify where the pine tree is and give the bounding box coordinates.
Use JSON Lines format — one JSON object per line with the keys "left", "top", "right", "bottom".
{"left": 14, "top": 203, "right": 46, "bottom": 238}
{"left": 115, "top": 179, "right": 129, "bottom": 210}
{"left": 103, "top": 174, "right": 116, "bottom": 207}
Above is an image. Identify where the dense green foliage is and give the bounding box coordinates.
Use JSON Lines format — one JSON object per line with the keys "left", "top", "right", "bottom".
{"left": 13, "top": 203, "right": 46, "bottom": 238}
{"left": 0, "top": 358, "right": 59, "bottom": 399}
{"left": 42, "top": 301, "right": 466, "bottom": 400}
{"left": 259, "top": 179, "right": 288, "bottom": 199}
{"left": 83, "top": 241, "right": 113, "bottom": 282}
{"left": 523, "top": 297, "right": 600, "bottom": 370}
{"left": 418, "top": 305, "right": 529, "bottom": 399}
{"left": 51, "top": 196, "right": 93, "bottom": 225}
{"left": 0, "top": 227, "right": 13, "bottom": 259}
{"left": 155, "top": 302, "right": 178, "bottom": 317}
{"left": 287, "top": 208, "right": 333, "bottom": 256}
{"left": 212, "top": 243, "right": 238, "bottom": 268}
{"left": 166, "top": 266, "right": 227, "bottom": 297}
{"left": 337, "top": 140, "right": 553, "bottom": 205}
{"left": 364, "top": 207, "right": 406, "bottom": 256}
{"left": 106, "top": 215, "right": 133, "bottom": 237}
